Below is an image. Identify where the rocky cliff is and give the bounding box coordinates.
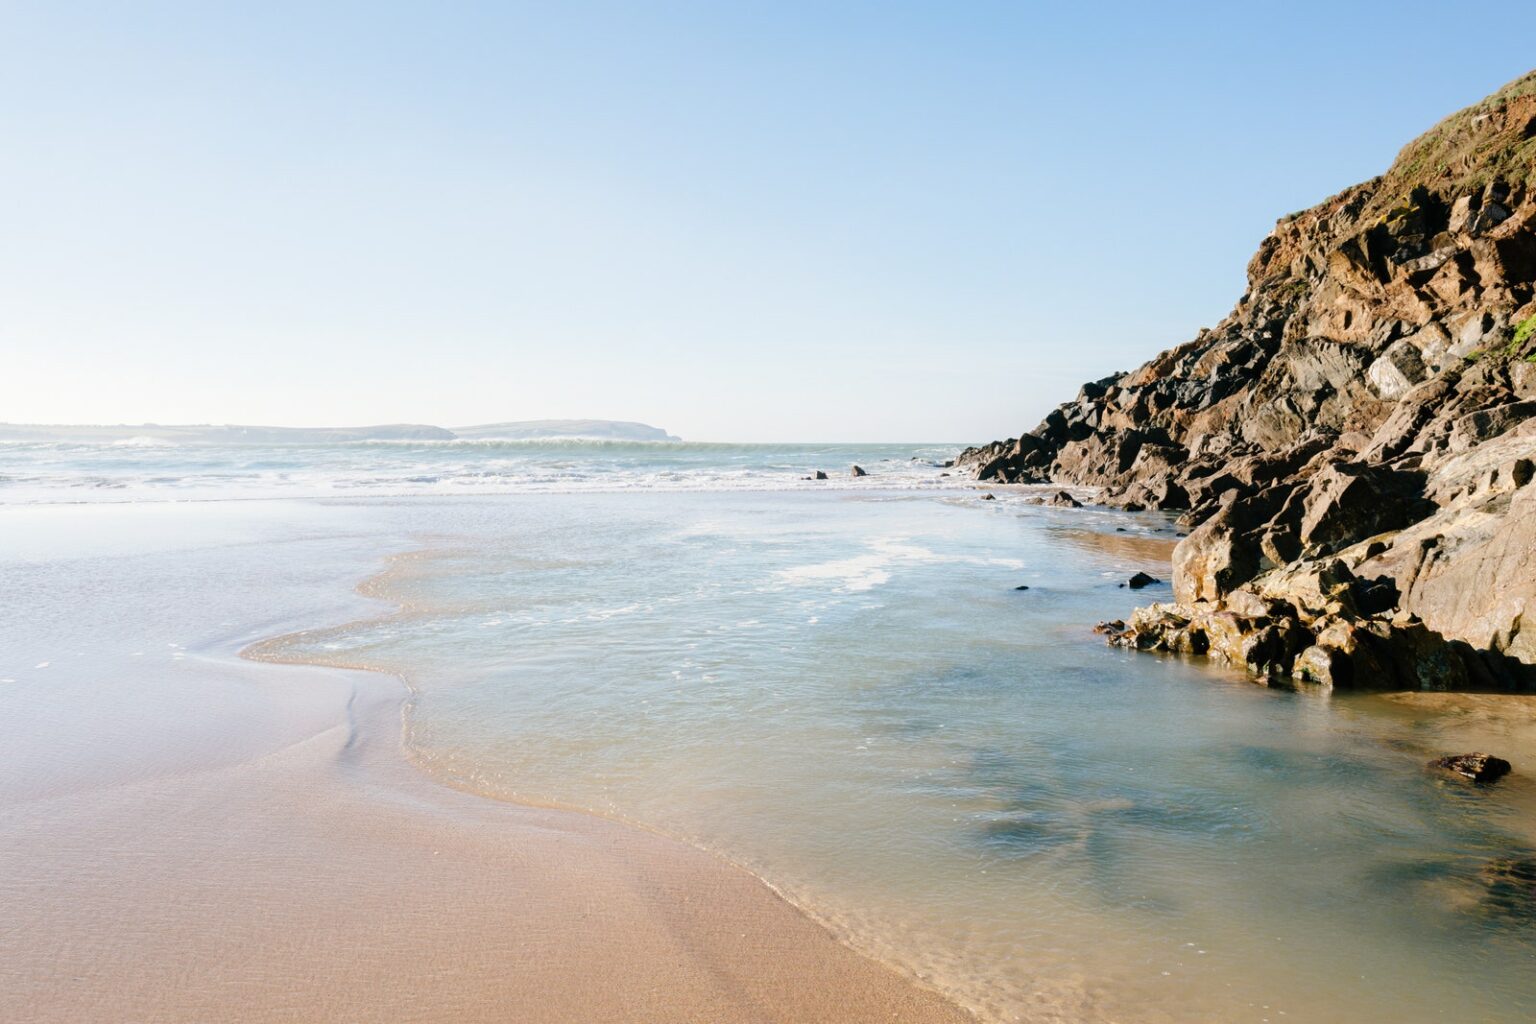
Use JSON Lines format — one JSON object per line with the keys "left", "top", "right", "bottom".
{"left": 961, "top": 71, "right": 1536, "bottom": 691}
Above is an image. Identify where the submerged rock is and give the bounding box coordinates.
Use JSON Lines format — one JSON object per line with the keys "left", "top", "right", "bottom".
{"left": 1430, "top": 753, "right": 1513, "bottom": 783}
{"left": 1480, "top": 856, "right": 1536, "bottom": 918}
{"left": 1127, "top": 572, "right": 1161, "bottom": 589}
{"left": 813, "top": 470, "right": 828, "bottom": 480}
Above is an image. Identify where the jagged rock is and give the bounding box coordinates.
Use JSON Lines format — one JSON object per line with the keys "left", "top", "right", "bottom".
{"left": 1368, "top": 339, "right": 1430, "bottom": 399}
{"left": 980, "top": 493, "right": 996, "bottom": 500}
{"left": 956, "top": 70, "right": 1536, "bottom": 692}
{"left": 813, "top": 470, "right": 828, "bottom": 480}
{"left": 1293, "top": 644, "right": 1350, "bottom": 686}
{"left": 1173, "top": 487, "right": 1291, "bottom": 603}
{"left": 1298, "top": 464, "right": 1426, "bottom": 555}
{"left": 850, "top": 465, "right": 868, "bottom": 477}
{"left": 1448, "top": 401, "right": 1536, "bottom": 450}
{"left": 1430, "top": 753, "right": 1512, "bottom": 783}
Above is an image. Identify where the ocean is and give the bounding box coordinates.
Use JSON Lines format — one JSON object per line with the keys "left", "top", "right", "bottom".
{"left": 3, "top": 438, "right": 1534, "bottom": 1022}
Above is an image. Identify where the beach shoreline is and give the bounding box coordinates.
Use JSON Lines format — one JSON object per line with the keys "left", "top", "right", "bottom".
{"left": 7, "top": 492, "right": 1536, "bottom": 1024}
{"left": 0, "top": 505, "right": 974, "bottom": 1024}
{"left": 2, "top": 631, "right": 975, "bottom": 1024}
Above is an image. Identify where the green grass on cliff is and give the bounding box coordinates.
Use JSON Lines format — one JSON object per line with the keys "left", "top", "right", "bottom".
{"left": 1514, "top": 314, "right": 1536, "bottom": 347}
{"left": 1374, "top": 69, "right": 1536, "bottom": 215}
{"left": 1507, "top": 315, "right": 1536, "bottom": 361}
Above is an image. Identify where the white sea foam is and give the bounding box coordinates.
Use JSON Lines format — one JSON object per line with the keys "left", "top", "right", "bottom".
{"left": 0, "top": 439, "right": 981, "bottom": 504}
{"left": 776, "top": 554, "right": 895, "bottom": 592}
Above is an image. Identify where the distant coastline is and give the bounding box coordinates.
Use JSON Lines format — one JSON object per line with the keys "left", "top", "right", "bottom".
{"left": 0, "top": 418, "right": 682, "bottom": 444}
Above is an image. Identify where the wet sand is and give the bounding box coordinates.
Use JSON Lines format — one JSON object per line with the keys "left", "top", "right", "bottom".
{"left": 0, "top": 651, "right": 971, "bottom": 1023}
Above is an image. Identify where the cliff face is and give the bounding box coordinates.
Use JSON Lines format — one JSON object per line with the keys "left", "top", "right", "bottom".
{"left": 960, "top": 71, "right": 1536, "bottom": 690}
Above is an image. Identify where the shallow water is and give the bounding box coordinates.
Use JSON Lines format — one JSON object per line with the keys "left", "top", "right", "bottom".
{"left": 0, "top": 437, "right": 959, "bottom": 502}
{"left": 259, "top": 490, "right": 1536, "bottom": 1024}
{"left": 5, "top": 441, "right": 1536, "bottom": 1023}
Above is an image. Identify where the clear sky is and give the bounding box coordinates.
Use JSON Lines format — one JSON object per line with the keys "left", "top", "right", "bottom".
{"left": 1, "top": 2, "right": 1529, "bottom": 442}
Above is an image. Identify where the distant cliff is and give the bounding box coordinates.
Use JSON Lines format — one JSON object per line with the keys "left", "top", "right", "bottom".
{"left": 0, "top": 419, "right": 681, "bottom": 444}
{"left": 960, "top": 70, "right": 1536, "bottom": 691}
{"left": 452, "top": 420, "right": 681, "bottom": 441}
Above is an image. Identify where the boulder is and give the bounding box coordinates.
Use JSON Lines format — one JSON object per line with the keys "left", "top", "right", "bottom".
{"left": 1367, "top": 339, "right": 1430, "bottom": 399}
{"left": 1297, "top": 463, "right": 1424, "bottom": 555}
{"left": 850, "top": 464, "right": 868, "bottom": 477}
{"left": 1043, "top": 490, "right": 1083, "bottom": 508}
{"left": 1292, "top": 644, "right": 1351, "bottom": 687}
{"left": 1429, "top": 753, "right": 1513, "bottom": 783}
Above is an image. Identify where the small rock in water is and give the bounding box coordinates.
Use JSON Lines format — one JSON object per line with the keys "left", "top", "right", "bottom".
{"left": 850, "top": 464, "right": 867, "bottom": 477}
{"left": 1127, "top": 571, "right": 1161, "bottom": 589}
{"left": 980, "top": 493, "right": 996, "bottom": 500}
{"left": 939, "top": 472, "right": 950, "bottom": 477}
{"left": 1430, "top": 752, "right": 1512, "bottom": 784}
{"left": 813, "top": 470, "right": 828, "bottom": 480}
{"left": 1115, "top": 527, "right": 1127, "bottom": 532}
{"left": 1014, "top": 584, "right": 1030, "bottom": 591}
{"left": 1093, "top": 619, "right": 1127, "bottom": 635}
{"left": 1044, "top": 491, "right": 1082, "bottom": 508}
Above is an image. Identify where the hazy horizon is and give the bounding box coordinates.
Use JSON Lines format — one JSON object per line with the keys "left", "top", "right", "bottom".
{"left": 0, "top": 417, "right": 968, "bottom": 445}
{"left": 2, "top": 2, "right": 1530, "bottom": 442}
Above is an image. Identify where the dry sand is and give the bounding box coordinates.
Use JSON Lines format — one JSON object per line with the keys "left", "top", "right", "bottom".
{"left": 0, "top": 653, "right": 971, "bottom": 1024}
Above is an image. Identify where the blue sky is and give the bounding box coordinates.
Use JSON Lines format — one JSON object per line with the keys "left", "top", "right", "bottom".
{"left": 1, "top": 2, "right": 1529, "bottom": 441}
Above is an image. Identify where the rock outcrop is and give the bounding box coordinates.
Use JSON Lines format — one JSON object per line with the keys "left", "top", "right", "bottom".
{"left": 962, "top": 71, "right": 1536, "bottom": 691}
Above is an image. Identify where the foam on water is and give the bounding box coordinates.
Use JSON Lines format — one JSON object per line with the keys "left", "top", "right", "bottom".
{"left": 0, "top": 438, "right": 968, "bottom": 503}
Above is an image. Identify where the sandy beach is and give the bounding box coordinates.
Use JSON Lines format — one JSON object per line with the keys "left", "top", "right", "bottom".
{"left": 0, "top": 642, "right": 970, "bottom": 1023}
{"left": 6, "top": 491, "right": 1535, "bottom": 1024}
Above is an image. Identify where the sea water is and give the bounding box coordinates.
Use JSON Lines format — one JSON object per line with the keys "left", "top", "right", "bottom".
{"left": 3, "top": 439, "right": 1534, "bottom": 1023}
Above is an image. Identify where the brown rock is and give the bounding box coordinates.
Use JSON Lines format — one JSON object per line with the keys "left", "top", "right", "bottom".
{"left": 1429, "top": 752, "right": 1512, "bottom": 783}
{"left": 955, "top": 71, "right": 1536, "bottom": 691}
{"left": 1293, "top": 644, "right": 1350, "bottom": 687}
